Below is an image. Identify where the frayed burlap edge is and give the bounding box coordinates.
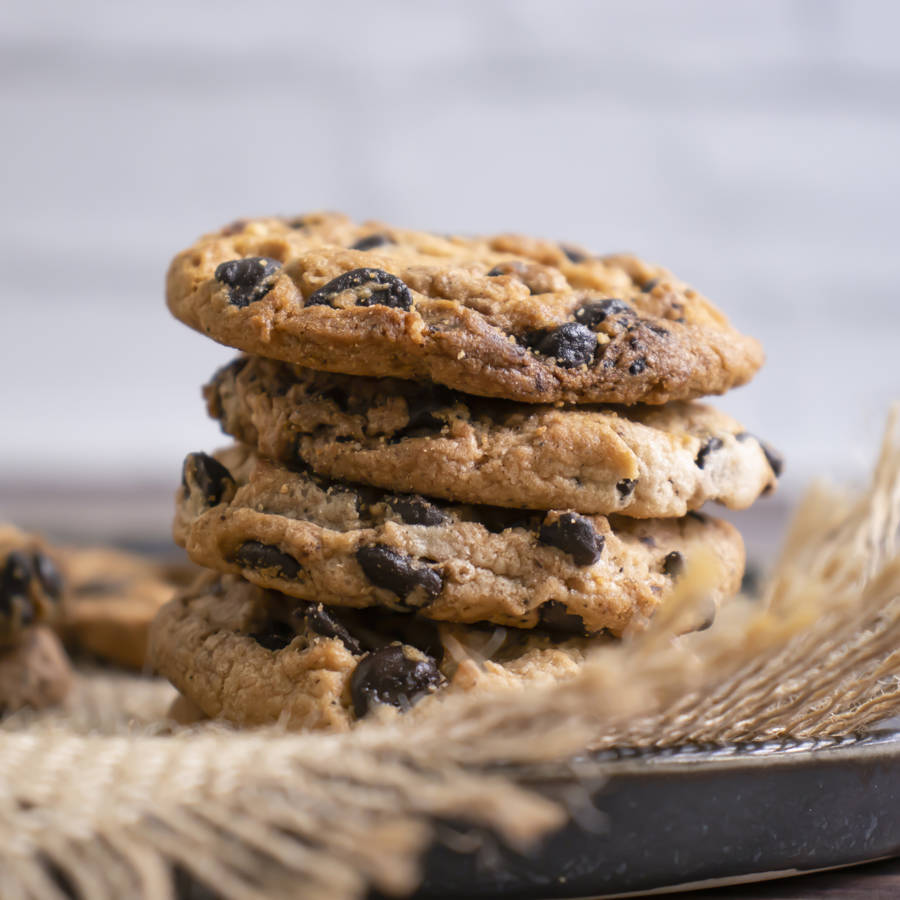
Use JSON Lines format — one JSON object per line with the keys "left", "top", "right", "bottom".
{"left": 1, "top": 409, "right": 899, "bottom": 900}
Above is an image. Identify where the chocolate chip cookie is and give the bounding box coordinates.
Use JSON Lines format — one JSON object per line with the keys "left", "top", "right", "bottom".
{"left": 0, "top": 525, "right": 66, "bottom": 647}
{"left": 150, "top": 573, "right": 611, "bottom": 731}
{"left": 174, "top": 446, "right": 744, "bottom": 635}
{"left": 166, "top": 214, "right": 763, "bottom": 405}
{"left": 59, "top": 547, "right": 198, "bottom": 669}
{"left": 206, "top": 356, "right": 781, "bottom": 516}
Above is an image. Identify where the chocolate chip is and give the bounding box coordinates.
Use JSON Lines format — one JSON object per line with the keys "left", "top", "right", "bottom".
{"left": 628, "top": 358, "right": 647, "bottom": 375}
{"left": 214, "top": 257, "right": 282, "bottom": 308}
{"left": 574, "top": 298, "right": 631, "bottom": 329}
{"left": 304, "top": 603, "right": 362, "bottom": 654}
{"left": 182, "top": 452, "right": 234, "bottom": 506}
{"left": 663, "top": 551, "right": 685, "bottom": 578}
{"left": 616, "top": 479, "right": 637, "bottom": 498}
{"left": 1, "top": 551, "right": 32, "bottom": 606}
{"left": 486, "top": 265, "right": 508, "bottom": 277}
{"left": 538, "top": 600, "right": 589, "bottom": 636}
{"left": 642, "top": 278, "right": 659, "bottom": 292}
{"left": 695, "top": 436, "right": 724, "bottom": 469}
{"left": 248, "top": 620, "right": 296, "bottom": 651}
{"left": 32, "top": 553, "right": 63, "bottom": 602}
{"left": 350, "top": 644, "right": 442, "bottom": 717}
{"left": 478, "top": 507, "right": 534, "bottom": 534}
{"left": 234, "top": 542, "right": 302, "bottom": 580}
{"left": 356, "top": 545, "right": 442, "bottom": 602}
{"left": 350, "top": 234, "right": 394, "bottom": 251}
{"left": 306, "top": 268, "right": 412, "bottom": 310}
{"left": 736, "top": 433, "right": 783, "bottom": 478}
{"left": 539, "top": 513, "right": 604, "bottom": 566}
{"left": 388, "top": 495, "right": 448, "bottom": 526}
{"left": 560, "top": 245, "right": 587, "bottom": 263}
{"left": 526, "top": 323, "right": 597, "bottom": 368}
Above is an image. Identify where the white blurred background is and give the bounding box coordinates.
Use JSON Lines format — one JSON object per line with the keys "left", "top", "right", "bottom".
{"left": 2, "top": 0, "right": 899, "bottom": 542}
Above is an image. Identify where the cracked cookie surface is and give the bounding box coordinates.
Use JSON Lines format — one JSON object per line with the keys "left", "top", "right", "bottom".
{"left": 174, "top": 446, "right": 744, "bottom": 635}
{"left": 167, "top": 213, "right": 763, "bottom": 405}
{"left": 206, "top": 356, "right": 780, "bottom": 517}
{"left": 150, "top": 573, "right": 612, "bottom": 731}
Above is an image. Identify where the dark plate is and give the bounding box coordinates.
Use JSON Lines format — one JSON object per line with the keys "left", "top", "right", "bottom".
{"left": 406, "top": 729, "right": 900, "bottom": 899}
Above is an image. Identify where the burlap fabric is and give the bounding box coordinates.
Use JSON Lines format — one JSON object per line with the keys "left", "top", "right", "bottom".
{"left": 2, "top": 412, "right": 899, "bottom": 900}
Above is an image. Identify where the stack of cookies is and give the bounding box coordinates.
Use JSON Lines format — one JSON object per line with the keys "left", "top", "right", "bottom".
{"left": 151, "top": 213, "right": 781, "bottom": 731}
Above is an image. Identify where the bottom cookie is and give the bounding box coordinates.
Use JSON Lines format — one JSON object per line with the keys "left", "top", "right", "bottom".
{"left": 150, "top": 573, "right": 605, "bottom": 731}
{"left": 0, "top": 626, "right": 73, "bottom": 713}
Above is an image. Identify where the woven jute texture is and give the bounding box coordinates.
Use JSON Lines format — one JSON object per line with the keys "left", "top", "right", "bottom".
{"left": 2, "top": 410, "right": 899, "bottom": 900}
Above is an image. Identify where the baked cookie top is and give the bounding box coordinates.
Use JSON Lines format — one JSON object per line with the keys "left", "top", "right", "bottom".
{"left": 174, "top": 445, "right": 744, "bottom": 635}
{"left": 150, "top": 572, "right": 609, "bottom": 731}
{"left": 206, "top": 356, "right": 781, "bottom": 517}
{"left": 167, "top": 213, "right": 764, "bottom": 405}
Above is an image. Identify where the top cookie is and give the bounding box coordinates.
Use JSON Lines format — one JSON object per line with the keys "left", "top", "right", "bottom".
{"left": 166, "top": 213, "right": 764, "bottom": 405}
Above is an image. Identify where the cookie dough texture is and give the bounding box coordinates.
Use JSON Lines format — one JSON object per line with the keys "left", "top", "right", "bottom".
{"left": 0, "top": 626, "right": 73, "bottom": 713}
{"left": 167, "top": 213, "right": 763, "bottom": 405}
{"left": 150, "top": 573, "right": 606, "bottom": 731}
{"left": 206, "top": 356, "right": 781, "bottom": 517}
{"left": 0, "top": 525, "right": 66, "bottom": 647}
{"left": 174, "top": 445, "right": 745, "bottom": 635}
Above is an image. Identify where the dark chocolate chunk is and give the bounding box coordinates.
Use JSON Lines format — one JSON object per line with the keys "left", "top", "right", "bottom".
{"left": 305, "top": 268, "right": 412, "bottom": 310}
{"left": 628, "top": 358, "right": 647, "bottom": 375}
{"left": 214, "top": 257, "right": 282, "bottom": 308}
{"left": 695, "top": 436, "right": 724, "bottom": 469}
{"left": 32, "top": 552, "right": 63, "bottom": 602}
{"left": 527, "top": 323, "right": 597, "bottom": 368}
{"left": 356, "top": 545, "right": 442, "bottom": 602}
{"left": 539, "top": 513, "right": 604, "bottom": 566}
{"left": 560, "top": 245, "right": 586, "bottom": 263}
{"left": 1, "top": 551, "right": 32, "bottom": 609}
{"left": 538, "top": 600, "right": 589, "bottom": 636}
{"left": 663, "top": 551, "right": 685, "bottom": 578}
{"left": 350, "top": 234, "right": 394, "bottom": 251}
{"left": 248, "top": 619, "right": 296, "bottom": 651}
{"left": 486, "top": 265, "right": 507, "bottom": 277}
{"left": 616, "top": 479, "right": 637, "bottom": 498}
{"left": 388, "top": 495, "right": 448, "bottom": 526}
{"left": 234, "top": 542, "right": 302, "bottom": 580}
{"left": 304, "top": 603, "right": 362, "bottom": 654}
{"left": 182, "top": 452, "right": 234, "bottom": 506}
{"left": 350, "top": 644, "right": 442, "bottom": 717}
{"left": 478, "top": 507, "right": 534, "bottom": 534}
{"left": 574, "top": 298, "right": 631, "bottom": 329}
{"left": 736, "top": 433, "right": 783, "bottom": 478}
{"left": 641, "top": 278, "right": 659, "bottom": 292}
